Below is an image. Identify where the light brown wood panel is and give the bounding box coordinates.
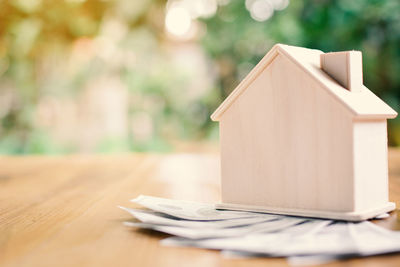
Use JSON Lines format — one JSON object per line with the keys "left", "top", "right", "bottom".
{"left": 220, "top": 54, "right": 356, "bottom": 212}
{"left": 0, "top": 148, "right": 400, "bottom": 267}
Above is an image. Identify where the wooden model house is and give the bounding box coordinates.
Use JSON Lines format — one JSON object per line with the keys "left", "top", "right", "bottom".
{"left": 211, "top": 44, "right": 398, "bottom": 221}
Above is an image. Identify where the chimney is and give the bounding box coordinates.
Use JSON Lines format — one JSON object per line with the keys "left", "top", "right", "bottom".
{"left": 320, "top": 51, "right": 363, "bottom": 92}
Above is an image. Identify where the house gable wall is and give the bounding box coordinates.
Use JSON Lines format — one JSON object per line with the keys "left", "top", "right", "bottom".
{"left": 219, "top": 54, "right": 356, "bottom": 212}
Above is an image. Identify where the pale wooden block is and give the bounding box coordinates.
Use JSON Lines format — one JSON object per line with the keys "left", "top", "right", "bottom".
{"left": 220, "top": 54, "right": 355, "bottom": 212}
{"left": 320, "top": 51, "right": 363, "bottom": 92}
{"left": 353, "top": 120, "right": 389, "bottom": 211}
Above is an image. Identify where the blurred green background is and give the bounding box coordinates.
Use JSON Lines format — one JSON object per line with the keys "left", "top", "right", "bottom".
{"left": 0, "top": 0, "right": 399, "bottom": 154}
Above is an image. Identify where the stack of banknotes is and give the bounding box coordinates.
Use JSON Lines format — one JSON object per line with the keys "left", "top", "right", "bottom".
{"left": 120, "top": 195, "right": 400, "bottom": 262}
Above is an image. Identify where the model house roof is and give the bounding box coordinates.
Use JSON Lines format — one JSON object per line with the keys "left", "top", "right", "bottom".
{"left": 211, "top": 44, "right": 398, "bottom": 121}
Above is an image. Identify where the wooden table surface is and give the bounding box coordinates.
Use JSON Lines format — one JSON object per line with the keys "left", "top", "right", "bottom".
{"left": 1, "top": 148, "right": 400, "bottom": 267}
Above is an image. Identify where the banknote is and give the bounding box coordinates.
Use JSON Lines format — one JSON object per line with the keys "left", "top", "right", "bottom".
{"left": 161, "top": 221, "right": 400, "bottom": 257}
{"left": 349, "top": 221, "right": 400, "bottom": 256}
{"left": 119, "top": 206, "right": 280, "bottom": 228}
{"left": 160, "top": 219, "right": 332, "bottom": 250}
{"left": 286, "top": 255, "right": 343, "bottom": 266}
{"left": 221, "top": 250, "right": 342, "bottom": 266}
{"left": 131, "top": 195, "right": 269, "bottom": 220}
{"left": 122, "top": 195, "right": 400, "bottom": 260}
{"left": 124, "top": 216, "right": 306, "bottom": 239}
{"left": 219, "top": 221, "right": 400, "bottom": 262}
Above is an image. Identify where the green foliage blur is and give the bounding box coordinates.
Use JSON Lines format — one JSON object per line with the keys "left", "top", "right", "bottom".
{"left": 202, "top": 0, "right": 400, "bottom": 145}
{"left": 0, "top": 0, "right": 399, "bottom": 154}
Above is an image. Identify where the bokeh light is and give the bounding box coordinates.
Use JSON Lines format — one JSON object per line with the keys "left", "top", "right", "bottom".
{"left": 245, "top": 0, "right": 289, "bottom": 21}
{"left": 0, "top": 0, "right": 399, "bottom": 154}
{"left": 165, "top": 6, "right": 192, "bottom": 37}
{"left": 249, "top": 0, "right": 274, "bottom": 22}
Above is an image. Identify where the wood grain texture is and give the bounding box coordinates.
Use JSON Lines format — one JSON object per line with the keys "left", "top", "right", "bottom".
{"left": 1, "top": 148, "right": 400, "bottom": 267}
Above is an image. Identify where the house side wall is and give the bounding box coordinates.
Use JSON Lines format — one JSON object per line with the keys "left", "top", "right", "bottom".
{"left": 353, "top": 120, "right": 389, "bottom": 211}
{"left": 219, "top": 54, "right": 355, "bottom": 212}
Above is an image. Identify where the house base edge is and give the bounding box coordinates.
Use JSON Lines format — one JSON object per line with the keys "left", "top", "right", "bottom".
{"left": 215, "top": 202, "right": 396, "bottom": 221}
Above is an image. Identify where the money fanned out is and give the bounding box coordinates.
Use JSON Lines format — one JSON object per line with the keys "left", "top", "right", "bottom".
{"left": 120, "top": 195, "right": 400, "bottom": 262}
